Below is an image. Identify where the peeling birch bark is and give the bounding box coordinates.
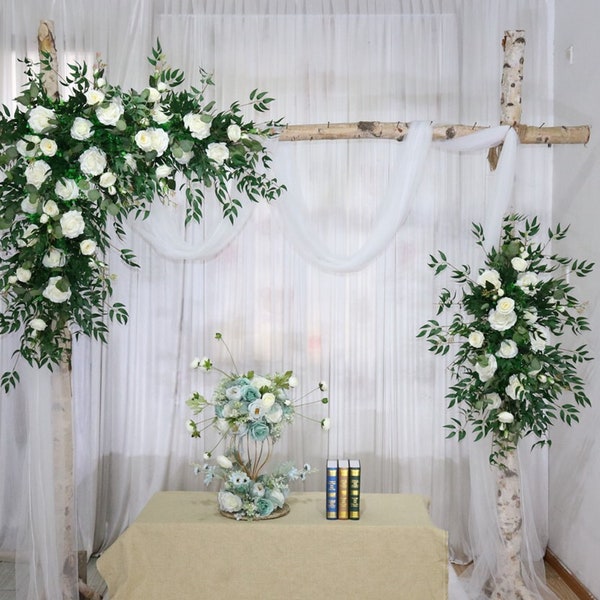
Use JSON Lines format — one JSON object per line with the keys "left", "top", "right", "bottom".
{"left": 500, "top": 30, "right": 526, "bottom": 126}
{"left": 37, "top": 21, "right": 59, "bottom": 101}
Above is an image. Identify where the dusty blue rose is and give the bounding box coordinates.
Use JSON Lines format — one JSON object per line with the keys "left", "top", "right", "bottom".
{"left": 241, "top": 384, "right": 260, "bottom": 402}
{"left": 249, "top": 421, "right": 269, "bottom": 441}
{"left": 256, "top": 497, "right": 274, "bottom": 517}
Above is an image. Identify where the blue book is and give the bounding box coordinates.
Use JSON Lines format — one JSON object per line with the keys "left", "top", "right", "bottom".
{"left": 326, "top": 459, "right": 338, "bottom": 519}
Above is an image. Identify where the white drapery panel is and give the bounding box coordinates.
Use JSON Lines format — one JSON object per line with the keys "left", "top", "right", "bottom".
{"left": 0, "top": 1, "right": 555, "bottom": 599}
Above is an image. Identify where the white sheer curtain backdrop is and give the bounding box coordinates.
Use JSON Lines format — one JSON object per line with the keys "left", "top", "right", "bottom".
{"left": 0, "top": 1, "right": 556, "bottom": 599}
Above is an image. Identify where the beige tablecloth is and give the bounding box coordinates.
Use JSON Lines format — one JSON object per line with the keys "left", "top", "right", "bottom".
{"left": 98, "top": 491, "right": 448, "bottom": 599}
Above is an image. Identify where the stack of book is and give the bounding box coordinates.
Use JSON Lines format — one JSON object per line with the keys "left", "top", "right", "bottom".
{"left": 326, "top": 458, "right": 361, "bottom": 520}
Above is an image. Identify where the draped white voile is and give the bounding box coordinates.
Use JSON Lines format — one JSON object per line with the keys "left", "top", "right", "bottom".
{"left": 0, "top": 1, "right": 556, "bottom": 599}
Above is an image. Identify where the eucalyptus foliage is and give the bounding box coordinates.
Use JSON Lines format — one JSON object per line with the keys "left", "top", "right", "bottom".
{"left": 0, "top": 42, "right": 285, "bottom": 391}
{"left": 418, "top": 214, "right": 593, "bottom": 463}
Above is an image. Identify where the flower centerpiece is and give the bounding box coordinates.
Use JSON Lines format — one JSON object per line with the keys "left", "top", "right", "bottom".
{"left": 0, "top": 42, "right": 285, "bottom": 391}
{"left": 186, "top": 333, "right": 330, "bottom": 520}
{"left": 418, "top": 214, "right": 593, "bottom": 462}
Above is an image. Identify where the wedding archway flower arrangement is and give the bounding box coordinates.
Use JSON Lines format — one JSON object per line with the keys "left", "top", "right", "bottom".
{"left": 0, "top": 43, "right": 285, "bottom": 391}
{"left": 186, "top": 333, "right": 330, "bottom": 520}
{"left": 419, "top": 214, "right": 593, "bottom": 463}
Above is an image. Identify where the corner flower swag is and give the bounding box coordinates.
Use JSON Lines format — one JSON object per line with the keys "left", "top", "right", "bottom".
{"left": 186, "top": 334, "right": 330, "bottom": 520}
{"left": 0, "top": 42, "right": 285, "bottom": 391}
{"left": 418, "top": 214, "right": 593, "bottom": 463}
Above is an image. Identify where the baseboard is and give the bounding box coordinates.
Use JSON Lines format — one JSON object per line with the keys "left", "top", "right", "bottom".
{"left": 545, "top": 548, "right": 597, "bottom": 600}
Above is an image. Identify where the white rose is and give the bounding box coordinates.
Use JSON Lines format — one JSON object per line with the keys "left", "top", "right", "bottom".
{"left": 511, "top": 256, "right": 528, "bottom": 272}
{"left": 477, "top": 269, "right": 501, "bottom": 290}
{"left": 22, "top": 224, "right": 38, "bottom": 239}
{"left": 70, "top": 117, "right": 94, "bottom": 141}
{"left": 25, "top": 160, "right": 51, "bottom": 188}
{"left": 248, "top": 399, "right": 267, "bottom": 420}
{"left": 30, "top": 318, "right": 47, "bottom": 332}
{"left": 523, "top": 308, "right": 538, "bottom": 324}
{"left": 488, "top": 308, "right": 517, "bottom": 332}
{"left": 40, "top": 214, "right": 49, "bottom": 224}
{"left": 266, "top": 404, "right": 283, "bottom": 424}
{"left": 43, "top": 200, "right": 60, "bottom": 218}
{"left": 42, "top": 247, "right": 66, "bottom": 268}
{"left": 99, "top": 171, "right": 117, "bottom": 188}
{"left": 79, "top": 239, "right": 97, "bottom": 256}
{"left": 530, "top": 326, "right": 550, "bottom": 353}
{"left": 55, "top": 178, "right": 80, "bottom": 200}
{"left": 496, "top": 297, "right": 515, "bottom": 315}
{"left": 21, "top": 197, "right": 39, "bottom": 214}
{"left": 135, "top": 129, "right": 154, "bottom": 152}
{"left": 42, "top": 276, "right": 71, "bottom": 303}
{"left": 151, "top": 105, "right": 170, "bottom": 124}
{"left": 227, "top": 123, "right": 242, "bottom": 142}
{"left": 96, "top": 78, "right": 106, "bottom": 88}
{"left": 96, "top": 101, "right": 124, "bottom": 126}
{"left": 497, "top": 339, "right": 518, "bottom": 359}
{"left": 505, "top": 374, "right": 524, "bottom": 400}
{"left": 485, "top": 393, "right": 502, "bottom": 410}
{"left": 156, "top": 165, "right": 172, "bottom": 179}
{"left": 84, "top": 88, "right": 105, "bottom": 106}
{"left": 218, "top": 491, "right": 243, "bottom": 513}
{"left": 206, "top": 142, "right": 229, "bottom": 165}
{"left": 16, "top": 267, "right": 31, "bottom": 283}
{"left": 216, "top": 455, "right": 233, "bottom": 469}
{"left": 150, "top": 128, "right": 169, "bottom": 156}
{"left": 8, "top": 275, "right": 17, "bottom": 284}
{"left": 39, "top": 138, "right": 57, "bottom": 157}
{"left": 183, "top": 113, "right": 211, "bottom": 140}
{"left": 60, "top": 210, "right": 85, "bottom": 239}
{"left": 174, "top": 150, "right": 194, "bottom": 165}
{"left": 474, "top": 354, "right": 497, "bottom": 382}
{"left": 16, "top": 135, "right": 41, "bottom": 157}
{"left": 28, "top": 106, "right": 56, "bottom": 133}
{"left": 468, "top": 330, "right": 484, "bottom": 348}
{"left": 145, "top": 87, "right": 161, "bottom": 103}
{"left": 269, "top": 489, "right": 285, "bottom": 508}
{"left": 79, "top": 147, "right": 107, "bottom": 176}
{"left": 251, "top": 376, "right": 272, "bottom": 389}
{"left": 516, "top": 272, "right": 539, "bottom": 296}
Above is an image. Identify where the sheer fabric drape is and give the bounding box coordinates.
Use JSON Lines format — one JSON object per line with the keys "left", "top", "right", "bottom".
{"left": 0, "top": 1, "right": 555, "bottom": 598}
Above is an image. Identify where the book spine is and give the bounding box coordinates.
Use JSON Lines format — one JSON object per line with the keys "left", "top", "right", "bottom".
{"left": 326, "top": 460, "right": 338, "bottom": 519}
{"left": 349, "top": 459, "right": 361, "bottom": 520}
{"left": 337, "top": 459, "right": 349, "bottom": 520}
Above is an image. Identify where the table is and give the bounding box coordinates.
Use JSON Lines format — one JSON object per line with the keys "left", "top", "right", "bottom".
{"left": 97, "top": 491, "right": 448, "bottom": 599}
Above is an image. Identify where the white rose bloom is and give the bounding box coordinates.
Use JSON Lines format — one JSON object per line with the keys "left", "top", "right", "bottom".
{"left": 151, "top": 105, "right": 170, "bottom": 124}
{"left": 523, "top": 308, "right": 538, "bottom": 324}
{"left": 135, "top": 129, "right": 154, "bottom": 152}
{"left": 60, "top": 210, "right": 85, "bottom": 239}
{"left": 530, "top": 326, "right": 550, "bottom": 353}
{"left": 206, "top": 142, "right": 229, "bottom": 165}
{"left": 43, "top": 200, "right": 60, "bottom": 218}
{"left": 96, "top": 78, "right": 106, "bottom": 88}
{"left": 16, "top": 267, "right": 32, "bottom": 283}
{"left": 498, "top": 411, "right": 515, "bottom": 424}
{"left": 39, "top": 138, "right": 57, "bottom": 157}
{"left": 248, "top": 399, "right": 267, "bottom": 420}
{"left": 218, "top": 491, "right": 243, "bottom": 513}
{"left": 468, "top": 330, "right": 485, "bottom": 348}
{"left": 55, "top": 178, "right": 80, "bottom": 200}
{"left": 8, "top": 275, "right": 17, "bottom": 284}
{"left": 30, "top": 318, "right": 47, "bottom": 332}
{"left": 511, "top": 256, "right": 528, "bottom": 272}
{"left": 488, "top": 308, "right": 517, "bottom": 332}
{"left": 261, "top": 392, "right": 276, "bottom": 409}
{"left": 216, "top": 455, "right": 233, "bottom": 469}
{"left": 183, "top": 113, "right": 211, "bottom": 140}
{"left": 150, "top": 128, "right": 170, "bottom": 156}
{"left": 227, "top": 123, "right": 242, "bottom": 142}
{"left": 251, "top": 376, "right": 272, "bottom": 389}
{"left": 174, "top": 149, "right": 194, "bottom": 165}
{"left": 266, "top": 403, "right": 283, "bottom": 424}
{"left": 42, "top": 247, "right": 66, "bottom": 268}
{"left": 269, "top": 489, "right": 285, "bottom": 508}
{"left": 99, "top": 171, "right": 117, "bottom": 188}
{"left": 145, "top": 87, "right": 161, "bottom": 103}
{"left": 496, "top": 297, "right": 515, "bottom": 315}
{"left": 485, "top": 393, "right": 502, "bottom": 410}
{"left": 28, "top": 106, "right": 56, "bottom": 133}
{"left": 21, "top": 197, "right": 39, "bottom": 214}
{"left": 16, "top": 135, "right": 41, "bottom": 157}
{"left": 516, "top": 271, "right": 539, "bottom": 296}
{"left": 156, "top": 165, "right": 172, "bottom": 179}
{"left": 25, "top": 160, "right": 51, "bottom": 189}
{"left": 40, "top": 214, "right": 49, "bottom": 224}
{"left": 96, "top": 101, "right": 124, "bottom": 126}
{"left": 42, "top": 276, "right": 71, "bottom": 303}
{"left": 505, "top": 374, "right": 524, "bottom": 400}
{"left": 84, "top": 88, "right": 105, "bottom": 106}
{"left": 79, "top": 147, "right": 107, "bottom": 176}
{"left": 477, "top": 269, "right": 501, "bottom": 289}
{"left": 497, "top": 339, "right": 519, "bottom": 359}
{"left": 79, "top": 239, "right": 97, "bottom": 256}
{"left": 474, "top": 354, "right": 497, "bottom": 382}
{"left": 70, "top": 117, "right": 94, "bottom": 140}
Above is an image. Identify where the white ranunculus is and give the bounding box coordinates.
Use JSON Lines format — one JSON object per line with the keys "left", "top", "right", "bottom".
{"left": 468, "top": 330, "right": 484, "bottom": 348}
{"left": 248, "top": 399, "right": 267, "bottom": 420}
{"left": 174, "top": 149, "right": 194, "bottom": 165}
{"left": 227, "top": 123, "right": 242, "bottom": 142}
{"left": 16, "top": 135, "right": 41, "bottom": 157}
{"left": 42, "top": 276, "right": 71, "bottom": 303}
{"left": 55, "top": 178, "right": 80, "bottom": 200}
{"left": 497, "top": 339, "right": 519, "bottom": 359}
{"left": 43, "top": 200, "right": 60, "bottom": 218}
{"left": 96, "top": 101, "right": 124, "bottom": 126}
{"left": 70, "top": 117, "right": 94, "bottom": 140}
{"left": 25, "top": 160, "right": 51, "bottom": 188}
{"left": 206, "top": 142, "right": 229, "bottom": 165}
{"left": 516, "top": 271, "right": 539, "bottom": 296}
{"left": 60, "top": 210, "right": 85, "bottom": 239}
{"left": 218, "top": 491, "right": 243, "bottom": 513}
{"left": 156, "top": 165, "right": 172, "bottom": 179}
{"left": 28, "top": 106, "right": 56, "bottom": 133}
{"left": 216, "top": 455, "right": 233, "bottom": 469}
{"left": 474, "top": 354, "right": 497, "bottom": 382}
{"left": 99, "top": 171, "right": 117, "bottom": 188}
{"left": 477, "top": 269, "right": 501, "bottom": 290}
{"left": 42, "top": 247, "right": 66, "bottom": 268}
{"left": 39, "top": 138, "right": 57, "bottom": 157}
{"left": 151, "top": 105, "right": 170, "bottom": 124}
{"left": 183, "top": 112, "right": 211, "bottom": 140}
{"left": 16, "top": 267, "right": 31, "bottom": 283}
{"left": 145, "top": 87, "right": 161, "bottom": 103}
{"left": 530, "top": 326, "right": 550, "bottom": 353}
{"left": 30, "top": 318, "right": 47, "bottom": 331}
{"left": 266, "top": 403, "right": 283, "bottom": 424}
{"left": 79, "top": 147, "right": 107, "bottom": 176}
{"left": 150, "top": 128, "right": 169, "bottom": 156}
{"left": 511, "top": 256, "right": 528, "bottom": 272}
{"left": 485, "top": 393, "right": 502, "bottom": 410}
{"left": 496, "top": 297, "right": 515, "bottom": 315}
{"left": 488, "top": 308, "right": 517, "bottom": 332}
{"left": 505, "top": 374, "right": 524, "bottom": 400}
{"left": 79, "top": 239, "right": 97, "bottom": 256}
{"left": 21, "top": 197, "right": 39, "bottom": 214}
{"left": 85, "top": 88, "right": 105, "bottom": 105}
{"left": 523, "top": 308, "right": 538, "bottom": 324}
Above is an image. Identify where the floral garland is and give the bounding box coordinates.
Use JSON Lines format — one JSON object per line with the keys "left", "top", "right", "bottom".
{"left": 187, "top": 333, "right": 330, "bottom": 520}
{"left": 0, "top": 43, "right": 285, "bottom": 391}
{"left": 419, "top": 214, "right": 593, "bottom": 463}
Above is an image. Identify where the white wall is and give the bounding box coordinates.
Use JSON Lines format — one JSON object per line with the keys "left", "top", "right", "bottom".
{"left": 551, "top": 1, "right": 600, "bottom": 596}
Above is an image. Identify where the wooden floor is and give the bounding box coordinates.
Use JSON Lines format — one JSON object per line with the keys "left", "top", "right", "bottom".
{"left": 0, "top": 557, "right": 589, "bottom": 599}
